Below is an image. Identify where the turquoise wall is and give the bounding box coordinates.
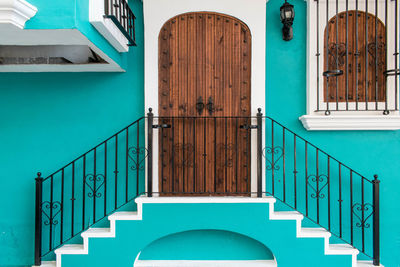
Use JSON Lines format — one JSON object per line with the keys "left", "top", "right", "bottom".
{"left": 0, "top": 0, "right": 144, "bottom": 266}
{"left": 139, "top": 229, "right": 274, "bottom": 260}
{"left": 266, "top": 0, "right": 400, "bottom": 266}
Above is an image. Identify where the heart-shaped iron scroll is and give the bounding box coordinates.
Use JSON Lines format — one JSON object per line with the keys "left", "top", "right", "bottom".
{"left": 352, "top": 203, "right": 374, "bottom": 229}
{"left": 85, "top": 174, "right": 105, "bottom": 198}
{"left": 263, "top": 146, "right": 283, "bottom": 171}
{"left": 306, "top": 174, "right": 328, "bottom": 199}
{"left": 41, "top": 201, "right": 62, "bottom": 226}
{"left": 128, "top": 147, "right": 148, "bottom": 171}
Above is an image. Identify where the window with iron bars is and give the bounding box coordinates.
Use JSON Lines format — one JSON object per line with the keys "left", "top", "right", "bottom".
{"left": 301, "top": 0, "right": 400, "bottom": 130}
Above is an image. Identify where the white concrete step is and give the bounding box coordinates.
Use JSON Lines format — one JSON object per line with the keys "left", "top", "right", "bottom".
{"left": 38, "top": 261, "right": 56, "bottom": 267}
{"left": 271, "top": 211, "right": 303, "bottom": 220}
{"left": 81, "top": 227, "right": 113, "bottom": 238}
{"left": 108, "top": 211, "right": 140, "bottom": 220}
{"left": 357, "top": 261, "right": 384, "bottom": 267}
{"left": 327, "top": 244, "right": 359, "bottom": 255}
{"left": 55, "top": 244, "right": 85, "bottom": 255}
{"left": 299, "top": 227, "right": 332, "bottom": 238}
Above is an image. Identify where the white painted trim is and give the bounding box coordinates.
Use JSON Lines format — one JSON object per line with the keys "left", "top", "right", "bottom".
{"left": 143, "top": 0, "right": 267, "bottom": 195}
{"left": 0, "top": 0, "right": 37, "bottom": 30}
{"left": 299, "top": 114, "right": 400, "bottom": 130}
{"left": 303, "top": 0, "right": 400, "bottom": 130}
{"left": 136, "top": 196, "right": 276, "bottom": 204}
{"left": 0, "top": 29, "right": 125, "bottom": 72}
{"left": 134, "top": 259, "right": 278, "bottom": 267}
{"left": 89, "top": 0, "right": 129, "bottom": 52}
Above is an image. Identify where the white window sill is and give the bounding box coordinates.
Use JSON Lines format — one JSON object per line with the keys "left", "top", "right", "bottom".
{"left": 299, "top": 114, "right": 400, "bottom": 130}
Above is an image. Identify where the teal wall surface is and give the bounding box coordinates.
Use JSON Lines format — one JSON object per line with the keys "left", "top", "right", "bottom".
{"left": 139, "top": 229, "right": 274, "bottom": 260}
{"left": 0, "top": 0, "right": 144, "bottom": 266}
{"left": 0, "top": 0, "right": 400, "bottom": 266}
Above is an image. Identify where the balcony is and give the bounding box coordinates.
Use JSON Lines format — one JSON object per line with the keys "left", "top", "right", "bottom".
{"left": 0, "top": 0, "right": 137, "bottom": 72}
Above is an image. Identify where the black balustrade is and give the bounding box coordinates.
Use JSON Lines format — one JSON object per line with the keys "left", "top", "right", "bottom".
{"left": 262, "top": 116, "right": 380, "bottom": 265}
{"left": 34, "top": 117, "right": 146, "bottom": 265}
{"left": 104, "top": 0, "right": 136, "bottom": 46}
{"left": 34, "top": 110, "right": 381, "bottom": 266}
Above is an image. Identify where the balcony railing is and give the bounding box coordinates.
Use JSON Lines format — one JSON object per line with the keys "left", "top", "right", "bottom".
{"left": 104, "top": 0, "right": 136, "bottom": 46}
{"left": 312, "top": 0, "right": 399, "bottom": 115}
{"left": 34, "top": 109, "right": 381, "bottom": 266}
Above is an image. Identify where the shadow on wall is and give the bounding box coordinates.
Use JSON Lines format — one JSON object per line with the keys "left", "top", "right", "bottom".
{"left": 133, "top": 229, "right": 277, "bottom": 266}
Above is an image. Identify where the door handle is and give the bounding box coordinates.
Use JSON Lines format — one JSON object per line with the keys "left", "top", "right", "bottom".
{"left": 196, "top": 96, "right": 205, "bottom": 115}
{"left": 207, "top": 97, "right": 215, "bottom": 115}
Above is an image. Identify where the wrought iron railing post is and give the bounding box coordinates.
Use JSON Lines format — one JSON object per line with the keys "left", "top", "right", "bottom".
{"left": 147, "top": 108, "right": 153, "bottom": 197}
{"left": 373, "top": 174, "right": 380, "bottom": 266}
{"left": 257, "top": 108, "right": 263, "bottom": 197}
{"left": 104, "top": 0, "right": 109, "bottom": 16}
{"left": 34, "top": 172, "right": 43, "bottom": 266}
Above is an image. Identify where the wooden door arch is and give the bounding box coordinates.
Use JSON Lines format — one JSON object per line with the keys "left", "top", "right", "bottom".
{"left": 158, "top": 12, "right": 251, "bottom": 195}
{"left": 324, "top": 10, "right": 386, "bottom": 103}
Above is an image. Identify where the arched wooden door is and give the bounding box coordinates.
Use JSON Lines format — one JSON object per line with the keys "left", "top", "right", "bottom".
{"left": 324, "top": 11, "right": 386, "bottom": 103}
{"left": 158, "top": 12, "right": 251, "bottom": 196}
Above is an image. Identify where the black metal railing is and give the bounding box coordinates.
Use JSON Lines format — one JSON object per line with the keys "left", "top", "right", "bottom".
{"left": 313, "top": 0, "right": 399, "bottom": 115}
{"left": 34, "top": 117, "right": 146, "bottom": 265}
{"left": 104, "top": 0, "right": 136, "bottom": 46}
{"left": 262, "top": 115, "right": 380, "bottom": 265}
{"left": 150, "top": 113, "right": 256, "bottom": 196}
{"left": 34, "top": 109, "right": 381, "bottom": 266}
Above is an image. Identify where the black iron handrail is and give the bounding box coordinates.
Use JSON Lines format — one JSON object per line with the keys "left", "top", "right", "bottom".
{"left": 104, "top": 0, "right": 136, "bottom": 46}
{"left": 34, "top": 110, "right": 380, "bottom": 266}
{"left": 34, "top": 117, "right": 146, "bottom": 265}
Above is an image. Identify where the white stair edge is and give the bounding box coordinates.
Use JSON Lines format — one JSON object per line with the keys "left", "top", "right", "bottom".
{"left": 50, "top": 196, "right": 381, "bottom": 267}
{"left": 357, "top": 261, "right": 384, "bottom": 267}
{"left": 37, "top": 261, "right": 56, "bottom": 267}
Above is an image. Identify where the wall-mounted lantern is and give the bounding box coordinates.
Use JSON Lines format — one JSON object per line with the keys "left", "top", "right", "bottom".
{"left": 280, "top": 0, "right": 295, "bottom": 41}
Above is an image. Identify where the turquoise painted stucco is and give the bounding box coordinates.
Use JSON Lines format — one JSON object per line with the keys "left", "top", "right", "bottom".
{"left": 0, "top": 1, "right": 144, "bottom": 266}
{"left": 0, "top": 0, "right": 399, "bottom": 266}
{"left": 138, "top": 229, "right": 274, "bottom": 260}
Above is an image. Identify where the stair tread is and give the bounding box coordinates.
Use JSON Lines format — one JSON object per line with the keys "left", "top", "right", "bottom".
{"left": 84, "top": 227, "right": 111, "bottom": 233}
{"left": 300, "top": 227, "right": 331, "bottom": 236}
{"left": 55, "top": 244, "right": 84, "bottom": 253}
{"left": 357, "top": 260, "right": 384, "bottom": 267}
{"left": 82, "top": 227, "right": 112, "bottom": 236}
{"left": 273, "top": 211, "right": 304, "bottom": 220}
{"left": 328, "top": 243, "right": 359, "bottom": 254}
{"left": 39, "top": 261, "right": 56, "bottom": 267}
{"left": 109, "top": 211, "right": 139, "bottom": 220}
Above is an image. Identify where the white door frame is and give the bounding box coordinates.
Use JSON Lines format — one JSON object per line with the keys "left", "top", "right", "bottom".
{"left": 143, "top": 0, "right": 267, "bottom": 196}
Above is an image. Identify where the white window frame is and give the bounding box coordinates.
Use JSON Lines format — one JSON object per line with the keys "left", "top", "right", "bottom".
{"left": 300, "top": 0, "right": 400, "bottom": 130}
{"left": 89, "top": 0, "right": 130, "bottom": 53}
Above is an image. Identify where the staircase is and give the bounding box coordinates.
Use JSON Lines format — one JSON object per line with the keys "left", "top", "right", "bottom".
{"left": 33, "top": 110, "right": 383, "bottom": 267}
{"left": 38, "top": 197, "right": 381, "bottom": 267}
